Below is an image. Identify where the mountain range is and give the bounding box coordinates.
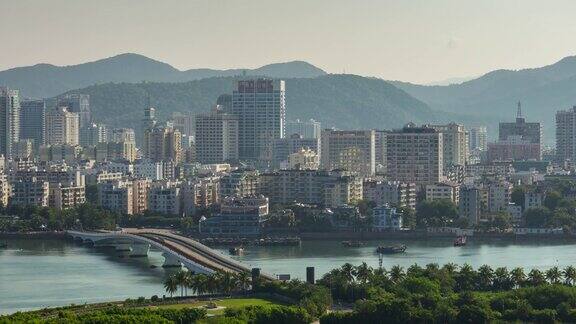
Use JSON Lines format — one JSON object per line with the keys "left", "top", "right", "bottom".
{"left": 60, "top": 74, "right": 453, "bottom": 140}
{"left": 0, "top": 53, "right": 327, "bottom": 99}
{"left": 1, "top": 53, "right": 575, "bottom": 144}
{"left": 391, "top": 56, "right": 576, "bottom": 144}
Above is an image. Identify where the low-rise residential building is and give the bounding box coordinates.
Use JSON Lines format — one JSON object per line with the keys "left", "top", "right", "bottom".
{"left": 287, "top": 148, "right": 319, "bottom": 170}
{"left": 49, "top": 183, "right": 86, "bottom": 210}
{"left": 219, "top": 168, "right": 260, "bottom": 199}
{"left": 362, "top": 180, "right": 416, "bottom": 209}
{"left": 487, "top": 135, "right": 541, "bottom": 162}
{"left": 0, "top": 174, "right": 9, "bottom": 207}
{"left": 259, "top": 169, "right": 362, "bottom": 207}
{"left": 98, "top": 180, "right": 133, "bottom": 215}
{"left": 148, "top": 181, "right": 181, "bottom": 215}
{"left": 524, "top": 191, "right": 544, "bottom": 211}
{"left": 506, "top": 203, "right": 523, "bottom": 225}
{"left": 180, "top": 177, "right": 220, "bottom": 216}
{"left": 199, "top": 195, "right": 269, "bottom": 237}
{"left": 273, "top": 134, "right": 320, "bottom": 168}
{"left": 11, "top": 177, "right": 49, "bottom": 207}
{"left": 488, "top": 181, "right": 513, "bottom": 213}
{"left": 459, "top": 185, "right": 484, "bottom": 226}
{"left": 372, "top": 205, "right": 403, "bottom": 231}
{"left": 426, "top": 182, "right": 460, "bottom": 204}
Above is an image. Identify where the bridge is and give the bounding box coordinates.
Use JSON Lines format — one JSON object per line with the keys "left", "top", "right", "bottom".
{"left": 66, "top": 229, "right": 275, "bottom": 280}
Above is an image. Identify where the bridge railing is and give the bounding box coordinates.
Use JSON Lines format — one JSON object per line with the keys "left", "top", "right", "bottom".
{"left": 67, "top": 230, "right": 214, "bottom": 274}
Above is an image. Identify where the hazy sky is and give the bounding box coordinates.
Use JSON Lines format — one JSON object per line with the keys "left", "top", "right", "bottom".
{"left": 2, "top": 0, "right": 576, "bottom": 84}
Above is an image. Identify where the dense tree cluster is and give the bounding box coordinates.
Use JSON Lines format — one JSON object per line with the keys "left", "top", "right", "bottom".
{"left": 0, "top": 203, "right": 200, "bottom": 233}
{"left": 319, "top": 262, "right": 576, "bottom": 323}
{"left": 1, "top": 307, "right": 207, "bottom": 324}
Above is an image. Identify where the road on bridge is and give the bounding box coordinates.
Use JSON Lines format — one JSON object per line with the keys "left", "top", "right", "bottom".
{"left": 124, "top": 228, "right": 275, "bottom": 281}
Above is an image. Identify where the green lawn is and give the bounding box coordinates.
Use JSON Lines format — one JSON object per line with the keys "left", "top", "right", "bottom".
{"left": 150, "top": 297, "right": 283, "bottom": 315}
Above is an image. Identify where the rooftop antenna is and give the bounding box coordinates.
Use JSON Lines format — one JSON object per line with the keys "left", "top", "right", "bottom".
{"left": 517, "top": 101, "right": 522, "bottom": 118}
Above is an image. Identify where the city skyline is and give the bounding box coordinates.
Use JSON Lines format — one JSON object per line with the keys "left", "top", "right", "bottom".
{"left": 2, "top": 0, "right": 576, "bottom": 84}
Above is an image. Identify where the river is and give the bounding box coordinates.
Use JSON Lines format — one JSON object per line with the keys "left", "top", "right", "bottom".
{"left": 2, "top": 237, "right": 576, "bottom": 314}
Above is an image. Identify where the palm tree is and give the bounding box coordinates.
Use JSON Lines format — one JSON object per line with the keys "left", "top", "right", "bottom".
{"left": 456, "top": 264, "right": 477, "bottom": 291}
{"left": 340, "top": 263, "right": 355, "bottom": 283}
{"left": 545, "top": 266, "right": 562, "bottom": 284}
{"left": 442, "top": 263, "right": 458, "bottom": 275}
{"left": 563, "top": 266, "right": 576, "bottom": 286}
{"left": 389, "top": 265, "right": 405, "bottom": 283}
{"left": 477, "top": 265, "right": 494, "bottom": 291}
{"left": 164, "top": 275, "right": 178, "bottom": 298}
{"left": 527, "top": 269, "right": 546, "bottom": 286}
{"left": 510, "top": 267, "right": 526, "bottom": 288}
{"left": 493, "top": 267, "right": 512, "bottom": 290}
{"left": 354, "top": 262, "right": 372, "bottom": 284}
{"left": 175, "top": 270, "right": 189, "bottom": 297}
{"left": 234, "top": 271, "right": 252, "bottom": 293}
{"left": 206, "top": 273, "right": 219, "bottom": 294}
{"left": 184, "top": 271, "right": 195, "bottom": 296}
{"left": 407, "top": 264, "right": 424, "bottom": 277}
{"left": 191, "top": 273, "right": 208, "bottom": 296}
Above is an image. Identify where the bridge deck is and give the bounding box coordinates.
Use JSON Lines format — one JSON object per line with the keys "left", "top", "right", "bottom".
{"left": 125, "top": 229, "right": 275, "bottom": 280}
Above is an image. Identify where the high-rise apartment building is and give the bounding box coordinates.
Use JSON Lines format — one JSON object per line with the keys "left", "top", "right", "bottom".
{"left": 430, "top": 122, "right": 468, "bottom": 166}
{"left": 45, "top": 107, "right": 80, "bottom": 146}
{"left": 468, "top": 126, "right": 487, "bottom": 151}
{"left": 57, "top": 94, "right": 90, "bottom": 128}
{"left": 195, "top": 105, "right": 239, "bottom": 164}
{"left": 556, "top": 106, "right": 576, "bottom": 161}
{"left": 20, "top": 99, "right": 45, "bottom": 148}
{"left": 80, "top": 123, "right": 108, "bottom": 147}
{"left": 111, "top": 128, "right": 136, "bottom": 144}
{"left": 141, "top": 106, "right": 157, "bottom": 145}
{"left": 320, "top": 129, "right": 375, "bottom": 177}
{"left": 171, "top": 112, "right": 195, "bottom": 137}
{"left": 499, "top": 102, "right": 542, "bottom": 148}
{"left": 374, "top": 130, "right": 387, "bottom": 172}
{"left": 142, "top": 126, "right": 183, "bottom": 163}
{"left": 272, "top": 133, "right": 320, "bottom": 168}
{"left": 386, "top": 124, "right": 443, "bottom": 187}
{"left": 228, "top": 79, "right": 286, "bottom": 162}
{"left": 286, "top": 119, "right": 321, "bottom": 139}
{"left": 0, "top": 87, "right": 21, "bottom": 157}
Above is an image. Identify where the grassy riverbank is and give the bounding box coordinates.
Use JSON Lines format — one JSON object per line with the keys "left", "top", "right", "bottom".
{"left": 0, "top": 295, "right": 288, "bottom": 322}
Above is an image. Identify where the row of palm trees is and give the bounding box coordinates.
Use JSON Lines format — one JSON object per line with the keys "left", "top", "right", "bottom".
{"left": 320, "top": 262, "right": 576, "bottom": 292}
{"left": 164, "top": 269, "right": 252, "bottom": 298}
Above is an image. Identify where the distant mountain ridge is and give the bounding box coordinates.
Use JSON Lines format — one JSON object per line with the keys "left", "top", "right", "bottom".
{"left": 391, "top": 55, "right": 576, "bottom": 144}
{"left": 57, "top": 74, "right": 473, "bottom": 141}
{"left": 0, "top": 53, "right": 327, "bottom": 98}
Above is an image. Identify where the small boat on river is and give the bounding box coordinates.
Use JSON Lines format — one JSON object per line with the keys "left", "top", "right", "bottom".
{"left": 454, "top": 235, "right": 467, "bottom": 247}
{"left": 341, "top": 240, "right": 365, "bottom": 248}
{"left": 376, "top": 244, "right": 406, "bottom": 254}
{"left": 229, "top": 247, "right": 244, "bottom": 255}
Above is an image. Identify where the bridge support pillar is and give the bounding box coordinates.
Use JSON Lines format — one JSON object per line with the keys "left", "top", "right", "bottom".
{"left": 114, "top": 243, "right": 132, "bottom": 252}
{"left": 130, "top": 243, "right": 150, "bottom": 257}
{"left": 162, "top": 253, "right": 181, "bottom": 268}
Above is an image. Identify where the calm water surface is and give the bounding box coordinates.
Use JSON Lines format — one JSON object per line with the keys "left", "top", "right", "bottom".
{"left": 2, "top": 237, "right": 576, "bottom": 314}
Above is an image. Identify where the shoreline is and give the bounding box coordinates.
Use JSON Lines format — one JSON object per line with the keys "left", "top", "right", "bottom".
{"left": 0, "top": 231, "right": 67, "bottom": 239}
{"left": 2, "top": 230, "right": 576, "bottom": 243}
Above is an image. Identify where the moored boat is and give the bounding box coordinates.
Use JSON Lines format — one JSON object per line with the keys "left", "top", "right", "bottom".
{"left": 376, "top": 244, "right": 406, "bottom": 254}
{"left": 228, "top": 247, "right": 244, "bottom": 255}
{"left": 341, "top": 240, "right": 365, "bottom": 247}
{"left": 454, "top": 235, "right": 467, "bottom": 247}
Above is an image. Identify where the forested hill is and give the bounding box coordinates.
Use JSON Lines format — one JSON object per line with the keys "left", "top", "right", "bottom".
{"left": 59, "top": 74, "right": 453, "bottom": 137}
{"left": 0, "top": 53, "right": 327, "bottom": 98}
